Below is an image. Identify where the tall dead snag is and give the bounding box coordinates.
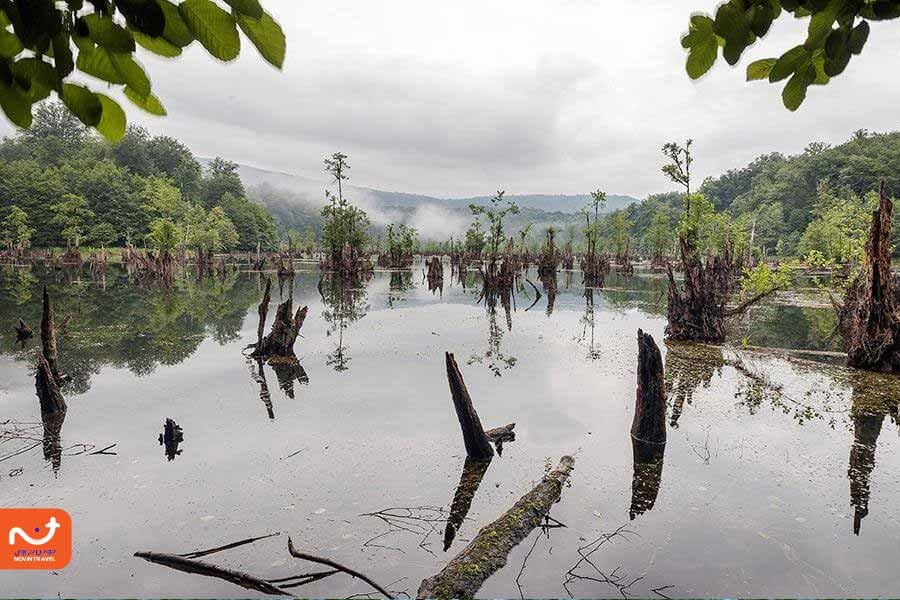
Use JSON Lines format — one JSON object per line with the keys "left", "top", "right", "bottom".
{"left": 418, "top": 455, "right": 575, "bottom": 600}
{"left": 841, "top": 181, "right": 900, "bottom": 372}
{"left": 632, "top": 330, "right": 666, "bottom": 445}
{"left": 252, "top": 300, "right": 308, "bottom": 360}
{"left": 35, "top": 355, "right": 66, "bottom": 415}
{"left": 630, "top": 330, "right": 666, "bottom": 520}
{"left": 256, "top": 278, "right": 272, "bottom": 348}
{"left": 445, "top": 352, "right": 494, "bottom": 462}
{"left": 40, "top": 286, "right": 61, "bottom": 383}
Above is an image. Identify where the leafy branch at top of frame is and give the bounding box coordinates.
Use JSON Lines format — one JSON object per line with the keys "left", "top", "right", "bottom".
{"left": 0, "top": 0, "right": 286, "bottom": 141}
{"left": 681, "top": 0, "right": 893, "bottom": 110}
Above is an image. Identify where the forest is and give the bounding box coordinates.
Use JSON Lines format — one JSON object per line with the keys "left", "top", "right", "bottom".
{"left": 0, "top": 102, "right": 278, "bottom": 253}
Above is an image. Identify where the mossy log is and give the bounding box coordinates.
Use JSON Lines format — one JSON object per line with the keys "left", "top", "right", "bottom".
{"left": 445, "top": 352, "right": 494, "bottom": 462}
{"left": 35, "top": 354, "right": 66, "bottom": 415}
{"left": 417, "top": 455, "right": 575, "bottom": 600}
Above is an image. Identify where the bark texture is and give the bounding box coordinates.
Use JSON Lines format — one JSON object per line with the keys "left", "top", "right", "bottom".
{"left": 35, "top": 354, "right": 66, "bottom": 414}
{"left": 252, "top": 300, "right": 308, "bottom": 359}
{"left": 632, "top": 329, "right": 666, "bottom": 445}
{"left": 665, "top": 238, "right": 734, "bottom": 342}
{"left": 40, "top": 286, "right": 61, "bottom": 382}
{"left": 445, "top": 352, "right": 494, "bottom": 462}
{"left": 418, "top": 455, "right": 575, "bottom": 600}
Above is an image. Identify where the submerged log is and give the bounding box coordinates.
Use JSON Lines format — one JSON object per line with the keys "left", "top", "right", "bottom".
{"left": 632, "top": 330, "right": 666, "bottom": 445}
{"left": 40, "top": 286, "right": 61, "bottom": 382}
{"left": 842, "top": 181, "right": 900, "bottom": 372}
{"left": 418, "top": 455, "right": 575, "bottom": 600}
{"left": 35, "top": 354, "right": 66, "bottom": 414}
{"left": 445, "top": 352, "right": 494, "bottom": 462}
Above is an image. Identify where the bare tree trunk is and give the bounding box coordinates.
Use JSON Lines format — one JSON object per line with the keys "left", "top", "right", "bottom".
{"left": 445, "top": 352, "right": 494, "bottom": 462}
{"left": 40, "top": 286, "right": 61, "bottom": 383}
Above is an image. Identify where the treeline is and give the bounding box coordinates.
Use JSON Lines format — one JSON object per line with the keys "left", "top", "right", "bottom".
{"left": 0, "top": 102, "right": 278, "bottom": 253}
{"left": 620, "top": 129, "right": 900, "bottom": 263}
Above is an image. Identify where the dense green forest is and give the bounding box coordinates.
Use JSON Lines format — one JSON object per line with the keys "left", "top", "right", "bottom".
{"left": 0, "top": 102, "right": 278, "bottom": 252}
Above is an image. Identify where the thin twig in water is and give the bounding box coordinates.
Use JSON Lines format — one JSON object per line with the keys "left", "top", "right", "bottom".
{"left": 287, "top": 536, "right": 393, "bottom": 599}
{"left": 180, "top": 532, "right": 282, "bottom": 559}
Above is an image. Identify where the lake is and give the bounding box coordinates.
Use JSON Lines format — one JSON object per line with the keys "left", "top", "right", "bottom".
{"left": 1, "top": 262, "right": 898, "bottom": 598}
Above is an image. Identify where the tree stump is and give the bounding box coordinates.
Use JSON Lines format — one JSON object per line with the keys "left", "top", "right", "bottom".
{"left": 445, "top": 352, "right": 494, "bottom": 462}
{"left": 158, "top": 418, "right": 184, "bottom": 461}
{"left": 251, "top": 299, "right": 308, "bottom": 360}
{"left": 632, "top": 330, "right": 666, "bottom": 445}
{"left": 842, "top": 181, "right": 900, "bottom": 371}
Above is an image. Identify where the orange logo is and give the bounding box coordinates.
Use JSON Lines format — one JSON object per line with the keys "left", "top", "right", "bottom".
{"left": 0, "top": 508, "right": 71, "bottom": 569}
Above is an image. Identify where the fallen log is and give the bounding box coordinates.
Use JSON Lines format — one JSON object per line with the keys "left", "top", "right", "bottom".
{"left": 134, "top": 552, "right": 292, "bottom": 597}
{"left": 445, "top": 352, "right": 494, "bottom": 462}
{"left": 418, "top": 455, "right": 575, "bottom": 600}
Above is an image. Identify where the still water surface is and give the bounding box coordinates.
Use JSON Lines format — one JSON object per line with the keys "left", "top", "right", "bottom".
{"left": 0, "top": 263, "right": 897, "bottom": 598}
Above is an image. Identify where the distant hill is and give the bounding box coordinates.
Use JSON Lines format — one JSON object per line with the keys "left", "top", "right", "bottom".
{"left": 198, "top": 158, "right": 638, "bottom": 241}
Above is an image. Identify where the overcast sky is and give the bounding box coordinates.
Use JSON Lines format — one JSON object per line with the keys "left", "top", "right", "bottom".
{"left": 5, "top": 1, "right": 899, "bottom": 199}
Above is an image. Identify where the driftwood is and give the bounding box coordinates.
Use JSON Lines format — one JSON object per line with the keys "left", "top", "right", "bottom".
{"left": 840, "top": 181, "right": 900, "bottom": 372}
{"left": 35, "top": 355, "right": 66, "bottom": 415}
{"left": 445, "top": 352, "right": 494, "bottom": 462}
{"left": 40, "top": 286, "right": 61, "bottom": 383}
{"left": 418, "top": 455, "right": 576, "bottom": 600}
{"left": 135, "top": 552, "right": 292, "bottom": 596}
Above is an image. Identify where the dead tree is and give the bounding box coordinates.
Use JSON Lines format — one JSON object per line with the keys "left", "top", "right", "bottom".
{"left": 630, "top": 330, "right": 666, "bottom": 520}
{"left": 40, "top": 286, "right": 62, "bottom": 383}
{"left": 445, "top": 352, "right": 494, "bottom": 462}
{"left": 256, "top": 278, "right": 272, "bottom": 348}
{"left": 840, "top": 181, "right": 900, "bottom": 372}
{"left": 251, "top": 300, "right": 308, "bottom": 360}
{"left": 632, "top": 330, "right": 666, "bottom": 445}
{"left": 35, "top": 354, "right": 66, "bottom": 415}
{"left": 418, "top": 455, "right": 575, "bottom": 600}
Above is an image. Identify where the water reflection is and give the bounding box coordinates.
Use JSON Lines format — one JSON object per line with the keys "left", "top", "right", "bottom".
{"left": 664, "top": 341, "right": 724, "bottom": 428}
{"left": 41, "top": 411, "right": 65, "bottom": 475}
{"left": 443, "top": 458, "right": 491, "bottom": 551}
{"left": 468, "top": 300, "right": 517, "bottom": 377}
{"left": 388, "top": 271, "right": 414, "bottom": 309}
{"left": 576, "top": 289, "right": 601, "bottom": 360}
{"left": 630, "top": 437, "right": 665, "bottom": 521}
{"left": 320, "top": 273, "right": 369, "bottom": 372}
{"left": 540, "top": 273, "right": 558, "bottom": 316}
{"left": 158, "top": 418, "right": 184, "bottom": 461}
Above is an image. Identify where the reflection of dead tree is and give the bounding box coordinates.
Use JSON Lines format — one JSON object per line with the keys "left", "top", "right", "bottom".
{"left": 360, "top": 506, "right": 449, "bottom": 556}
{"left": 271, "top": 361, "right": 309, "bottom": 399}
{"left": 247, "top": 358, "right": 275, "bottom": 419}
{"left": 630, "top": 331, "right": 666, "bottom": 520}
{"left": 418, "top": 455, "right": 575, "bottom": 600}
{"left": 427, "top": 257, "right": 444, "bottom": 296}
{"left": 442, "top": 459, "right": 490, "bottom": 552}
{"left": 41, "top": 286, "right": 62, "bottom": 383}
{"left": 664, "top": 341, "right": 724, "bottom": 428}
{"left": 158, "top": 418, "right": 184, "bottom": 461}
{"left": 541, "top": 272, "right": 558, "bottom": 316}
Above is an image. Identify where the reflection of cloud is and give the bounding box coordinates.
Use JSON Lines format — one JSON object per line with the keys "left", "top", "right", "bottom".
{"left": 408, "top": 204, "right": 468, "bottom": 239}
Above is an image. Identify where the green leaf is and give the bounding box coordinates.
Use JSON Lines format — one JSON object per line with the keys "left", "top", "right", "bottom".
{"left": 51, "top": 33, "right": 74, "bottom": 78}
{"left": 179, "top": 0, "right": 240, "bottom": 61}
{"left": 0, "top": 29, "right": 23, "bottom": 58}
{"left": 124, "top": 86, "right": 167, "bottom": 116}
{"left": 848, "top": 20, "right": 869, "bottom": 54}
{"left": 83, "top": 13, "right": 135, "bottom": 53}
{"left": 0, "top": 81, "right": 33, "bottom": 128}
{"left": 133, "top": 31, "right": 182, "bottom": 57}
{"left": 746, "top": 58, "right": 777, "bottom": 81}
{"left": 235, "top": 10, "right": 285, "bottom": 68}
{"left": 95, "top": 93, "right": 127, "bottom": 141}
{"left": 159, "top": 0, "right": 195, "bottom": 47}
{"left": 769, "top": 45, "right": 809, "bottom": 82}
{"left": 686, "top": 36, "right": 718, "bottom": 79}
{"left": 805, "top": 0, "right": 842, "bottom": 49}
{"left": 109, "top": 52, "right": 151, "bottom": 97}
{"left": 76, "top": 45, "right": 126, "bottom": 84}
{"left": 224, "top": 0, "right": 264, "bottom": 19}
{"left": 782, "top": 67, "right": 814, "bottom": 111}
{"left": 11, "top": 57, "right": 60, "bottom": 101}
{"left": 60, "top": 83, "right": 102, "bottom": 126}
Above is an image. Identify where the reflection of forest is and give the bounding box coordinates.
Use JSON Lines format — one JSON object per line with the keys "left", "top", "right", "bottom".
{"left": 0, "top": 265, "right": 263, "bottom": 393}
